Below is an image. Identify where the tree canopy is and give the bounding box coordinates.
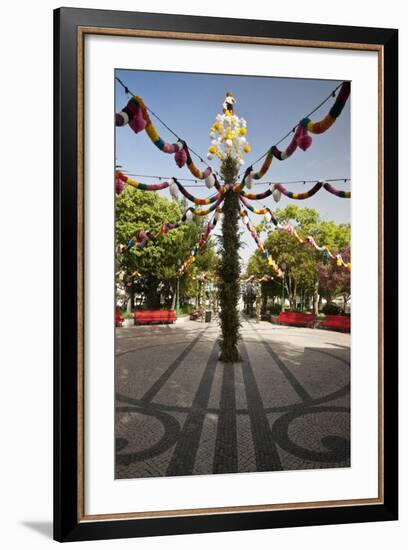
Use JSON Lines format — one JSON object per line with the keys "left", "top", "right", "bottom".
{"left": 246, "top": 205, "right": 350, "bottom": 312}
{"left": 115, "top": 187, "right": 218, "bottom": 309}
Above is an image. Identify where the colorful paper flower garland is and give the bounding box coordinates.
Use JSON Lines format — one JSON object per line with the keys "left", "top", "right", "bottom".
{"left": 321, "top": 182, "right": 351, "bottom": 199}
{"left": 238, "top": 196, "right": 350, "bottom": 271}
{"left": 118, "top": 222, "right": 180, "bottom": 254}
{"left": 116, "top": 84, "right": 350, "bottom": 274}
{"left": 178, "top": 212, "right": 221, "bottom": 276}
{"left": 244, "top": 274, "right": 275, "bottom": 284}
{"left": 239, "top": 209, "right": 283, "bottom": 278}
{"left": 244, "top": 81, "right": 350, "bottom": 186}
{"left": 277, "top": 222, "right": 351, "bottom": 270}
{"left": 239, "top": 180, "right": 351, "bottom": 202}
{"left": 116, "top": 96, "right": 216, "bottom": 186}
{"left": 238, "top": 199, "right": 351, "bottom": 272}
{"left": 116, "top": 168, "right": 350, "bottom": 271}
{"left": 239, "top": 196, "right": 277, "bottom": 225}
{"left": 116, "top": 172, "right": 222, "bottom": 204}
{"left": 116, "top": 172, "right": 225, "bottom": 255}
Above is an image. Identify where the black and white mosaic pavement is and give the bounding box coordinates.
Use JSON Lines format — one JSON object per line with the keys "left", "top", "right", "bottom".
{"left": 115, "top": 318, "right": 350, "bottom": 478}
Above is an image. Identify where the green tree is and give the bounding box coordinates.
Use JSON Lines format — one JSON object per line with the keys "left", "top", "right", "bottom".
{"left": 317, "top": 245, "right": 351, "bottom": 310}
{"left": 246, "top": 206, "right": 350, "bottom": 313}
{"left": 115, "top": 186, "right": 217, "bottom": 310}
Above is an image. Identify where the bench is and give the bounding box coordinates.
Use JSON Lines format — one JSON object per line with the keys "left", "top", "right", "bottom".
{"left": 134, "top": 309, "right": 177, "bottom": 325}
{"left": 115, "top": 309, "right": 123, "bottom": 327}
{"left": 319, "top": 315, "right": 350, "bottom": 333}
{"left": 277, "top": 312, "right": 317, "bottom": 328}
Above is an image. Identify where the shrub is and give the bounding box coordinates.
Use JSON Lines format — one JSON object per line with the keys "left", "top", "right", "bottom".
{"left": 322, "top": 302, "right": 341, "bottom": 315}
{"left": 122, "top": 311, "right": 134, "bottom": 319}
{"left": 268, "top": 304, "right": 282, "bottom": 315}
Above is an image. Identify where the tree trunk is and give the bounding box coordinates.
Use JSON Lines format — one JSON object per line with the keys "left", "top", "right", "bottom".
{"left": 313, "top": 280, "right": 319, "bottom": 316}
{"left": 255, "top": 282, "right": 261, "bottom": 323}
{"left": 126, "top": 286, "right": 134, "bottom": 313}
{"left": 145, "top": 280, "right": 160, "bottom": 309}
{"left": 218, "top": 157, "right": 241, "bottom": 362}
{"left": 170, "top": 287, "right": 176, "bottom": 310}
{"left": 261, "top": 287, "right": 267, "bottom": 314}
{"left": 287, "top": 276, "right": 295, "bottom": 311}
{"left": 306, "top": 289, "right": 311, "bottom": 310}
{"left": 287, "top": 275, "right": 292, "bottom": 308}
{"left": 343, "top": 294, "right": 348, "bottom": 313}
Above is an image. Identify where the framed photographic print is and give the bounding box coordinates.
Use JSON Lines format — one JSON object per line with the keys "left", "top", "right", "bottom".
{"left": 54, "top": 7, "right": 398, "bottom": 542}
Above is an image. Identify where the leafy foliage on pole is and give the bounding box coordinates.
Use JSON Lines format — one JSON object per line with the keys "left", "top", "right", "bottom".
{"left": 218, "top": 156, "right": 241, "bottom": 362}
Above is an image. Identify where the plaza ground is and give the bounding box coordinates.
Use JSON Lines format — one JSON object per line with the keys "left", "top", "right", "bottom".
{"left": 115, "top": 317, "right": 350, "bottom": 479}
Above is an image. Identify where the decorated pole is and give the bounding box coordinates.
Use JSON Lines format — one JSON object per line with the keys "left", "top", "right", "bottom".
{"left": 207, "top": 93, "right": 250, "bottom": 362}
{"left": 115, "top": 81, "right": 351, "bottom": 359}
{"left": 219, "top": 157, "right": 241, "bottom": 361}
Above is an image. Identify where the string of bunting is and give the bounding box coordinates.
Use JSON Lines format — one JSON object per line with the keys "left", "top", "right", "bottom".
{"left": 243, "top": 81, "right": 351, "bottom": 187}
{"left": 116, "top": 169, "right": 350, "bottom": 270}
{"left": 115, "top": 165, "right": 228, "bottom": 256}
{"left": 116, "top": 79, "right": 350, "bottom": 193}
{"left": 178, "top": 212, "right": 221, "bottom": 276}
{"left": 277, "top": 222, "right": 351, "bottom": 270}
{"left": 240, "top": 180, "right": 351, "bottom": 202}
{"left": 117, "top": 170, "right": 350, "bottom": 202}
{"left": 115, "top": 81, "right": 351, "bottom": 276}
{"left": 196, "top": 272, "right": 219, "bottom": 282}
{"left": 116, "top": 93, "right": 217, "bottom": 186}
{"left": 117, "top": 221, "right": 180, "bottom": 254}
{"left": 244, "top": 274, "right": 275, "bottom": 284}
{"left": 122, "top": 173, "right": 349, "bottom": 189}
{"left": 238, "top": 196, "right": 350, "bottom": 271}
{"left": 239, "top": 195, "right": 277, "bottom": 221}
{"left": 259, "top": 274, "right": 275, "bottom": 283}
{"left": 116, "top": 171, "right": 222, "bottom": 204}
{"left": 185, "top": 196, "right": 225, "bottom": 217}
{"left": 239, "top": 209, "right": 283, "bottom": 278}
{"left": 117, "top": 194, "right": 224, "bottom": 254}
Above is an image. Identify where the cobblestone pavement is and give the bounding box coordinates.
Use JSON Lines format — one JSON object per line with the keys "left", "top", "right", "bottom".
{"left": 115, "top": 318, "right": 350, "bottom": 479}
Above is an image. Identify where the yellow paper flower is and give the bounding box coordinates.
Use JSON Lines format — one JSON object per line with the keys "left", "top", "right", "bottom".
{"left": 209, "top": 92, "right": 250, "bottom": 165}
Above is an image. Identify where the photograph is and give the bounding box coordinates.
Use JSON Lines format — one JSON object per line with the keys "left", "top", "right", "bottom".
{"left": 114, "top": 69, "right": 351, "bottom": 480}
{"left": 51, "top": 7, "right": 398, "bottom": 542}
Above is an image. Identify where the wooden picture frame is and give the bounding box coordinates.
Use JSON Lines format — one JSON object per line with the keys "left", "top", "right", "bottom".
{"left": 54, "top": 7, "right": 398, "bottom": 542}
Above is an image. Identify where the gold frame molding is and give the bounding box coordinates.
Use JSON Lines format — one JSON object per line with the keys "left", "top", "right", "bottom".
{"left": 76, "top": 27, "right": 384, "bottom": 523}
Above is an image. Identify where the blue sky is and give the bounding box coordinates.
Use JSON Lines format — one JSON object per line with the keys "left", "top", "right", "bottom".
{"left": 115, "top": 69, "right": 350, "bottom": 264}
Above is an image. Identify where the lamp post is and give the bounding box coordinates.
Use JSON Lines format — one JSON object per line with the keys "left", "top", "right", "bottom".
{"left": 281, "top": 262, "right": 286, "bottom": 312}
